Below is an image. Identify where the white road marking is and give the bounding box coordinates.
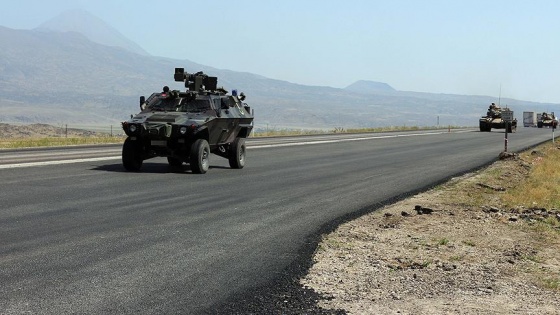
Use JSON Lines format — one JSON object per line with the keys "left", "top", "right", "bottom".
{"left": 0, "top": 156, "right": 121, "bottom": 169}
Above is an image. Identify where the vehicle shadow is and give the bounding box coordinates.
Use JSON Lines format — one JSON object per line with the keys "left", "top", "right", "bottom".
{"left": 92, "top": 163, "right": 229, "bottom": 174}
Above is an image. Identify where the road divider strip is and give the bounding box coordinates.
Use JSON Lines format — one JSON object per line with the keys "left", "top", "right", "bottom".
{"left": 248, "top": 131, "right": 461, "bottom": 149}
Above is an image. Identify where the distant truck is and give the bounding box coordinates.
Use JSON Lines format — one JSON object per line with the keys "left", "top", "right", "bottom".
{"left": 523, "top": 111, "right": 537, "bottom": 127}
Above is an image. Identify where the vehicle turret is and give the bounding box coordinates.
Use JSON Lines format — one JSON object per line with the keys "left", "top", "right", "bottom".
{"left": 173, "top": 68, "right": 218, "bottom": 92}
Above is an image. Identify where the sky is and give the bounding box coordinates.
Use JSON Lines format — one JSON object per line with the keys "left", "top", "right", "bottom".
{"left": 1, "top": 0, "right": 559, "bottom": 103}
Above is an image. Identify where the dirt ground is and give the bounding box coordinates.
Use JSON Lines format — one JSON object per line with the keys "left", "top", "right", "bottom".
{"left": 0, "top": 123, "right": 101, "bottom": 138}
{"left": 302, "top": 152, "right": 560, "bottom": 314}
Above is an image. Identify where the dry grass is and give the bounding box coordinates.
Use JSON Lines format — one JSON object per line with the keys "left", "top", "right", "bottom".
{"left": 501, "top": 144, "right": 560, "bottom": 210}
{"left": 0, "top": 136, "right": 124, "bottom": 149}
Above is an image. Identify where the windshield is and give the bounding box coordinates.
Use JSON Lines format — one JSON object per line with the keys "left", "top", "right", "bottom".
{"left": 144, "top": 94, "right": 213, "bottom": 113}
{"left": 146, "top": 94, "right": 182, "bottom": 111}
{"left": 177, "top": 98, "right": 212, "bottom": 113}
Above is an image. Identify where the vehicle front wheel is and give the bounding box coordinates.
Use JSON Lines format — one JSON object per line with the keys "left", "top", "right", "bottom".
{"left": 228, "top": 138, "right": 246, "bottom": 169}
{"left": 190, "top": 139, "right": 210, "bottom": 174}
{"left": 122, "top": 137, "right": 143, "bottom": 171}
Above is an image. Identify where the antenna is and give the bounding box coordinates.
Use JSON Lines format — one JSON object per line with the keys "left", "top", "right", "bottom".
{"left": 498, "top": 84, "right": 502, "bottom": 106}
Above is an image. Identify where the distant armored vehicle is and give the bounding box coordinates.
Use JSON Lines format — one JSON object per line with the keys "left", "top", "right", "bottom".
{"left": 537, "top": 112, "right": 557, "bottom": 128}
{"left": 479, "top": 103, "right": 516, "bottom": 132}
{"left": 121, "top": 68, "right": 254, "bottom": 173}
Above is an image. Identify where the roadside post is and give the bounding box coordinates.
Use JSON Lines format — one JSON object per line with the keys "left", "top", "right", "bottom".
{"left": 552, "top": 112, "right": 556, "bottom": 143}
{"left": 502, "top": 109, "right": 514, "bottom": 152}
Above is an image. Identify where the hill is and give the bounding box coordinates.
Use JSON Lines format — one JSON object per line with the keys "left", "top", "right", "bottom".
{"left": 345, "top": 80, "right": 396, "bottom": 93}
{"left": 36, "top": 9, "right": 150, "bottom": 56}
{"left": 1, "top": 11, "right": 559, "bottom": 130}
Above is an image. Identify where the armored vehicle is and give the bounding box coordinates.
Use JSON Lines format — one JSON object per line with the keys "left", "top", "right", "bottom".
{"left": 121, "top": 68, "right": 254, "bottom": 174}
{"left": 537, "top": 112, "right": 557, "bottom": 128}
{"left": 479, "top": 103, "right": 516, "bottom": 132}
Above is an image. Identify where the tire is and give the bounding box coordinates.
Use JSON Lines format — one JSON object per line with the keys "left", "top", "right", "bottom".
{"left": 538, "top": 121, "right": 543, "bottom": 128}
{"left": 122, "top": 137, "right": 143, "bottom": 171}
{"left": 190, "top": 139, "right": 210, "bottom": 174}
{"left": 228, "top": 138, "right": 246, "bottom": 169}
{"left": 167, "top": 156, "right": 182, "bottom": 167}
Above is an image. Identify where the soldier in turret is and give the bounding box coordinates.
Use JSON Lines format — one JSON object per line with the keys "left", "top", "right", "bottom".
{"left": 162, "top": 86, "right": 170, "bottom": 97}
{"left": 487, "top": 103, "right": 500, "bottom": 117}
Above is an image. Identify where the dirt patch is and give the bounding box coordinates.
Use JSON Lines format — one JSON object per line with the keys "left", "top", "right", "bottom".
{"left": 0, "top": 123, "right": 102, "bottom": 138}
{"left": 302, "top": 153, "right": 560, "bottom": 314}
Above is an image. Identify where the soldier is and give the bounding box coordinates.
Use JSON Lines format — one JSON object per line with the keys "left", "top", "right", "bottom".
{"left": 162, "top": 86, "right": 170, "bottom": 97}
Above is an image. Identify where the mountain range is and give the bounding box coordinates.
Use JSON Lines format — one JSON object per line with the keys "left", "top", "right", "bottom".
{"left": 1, "top": 10, "right": 559, "bottom": 131}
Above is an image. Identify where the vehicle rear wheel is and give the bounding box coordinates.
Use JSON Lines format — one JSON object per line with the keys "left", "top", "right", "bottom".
{"left": 122, "top": 137, "right": 143, "bottom": 171}
{"left": 228, "top": 138, "right": 246, "bottom": 169}
{"left": 190, "top": 139, "right": 210, "bottom": 174}
{"left": 167, "top": 156, "right": 182, "bottom": 167}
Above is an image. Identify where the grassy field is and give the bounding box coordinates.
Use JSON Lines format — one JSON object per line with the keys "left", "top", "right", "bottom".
{"left": 501, "top": 143, "right": 560, "bottom": 211}
{"left": 0, "top": 136, "right": 125, "bottom": 149}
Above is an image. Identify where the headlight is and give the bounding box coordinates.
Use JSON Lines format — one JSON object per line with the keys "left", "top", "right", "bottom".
{"left": 129, "top": 124, "right": 137, "bottom": 133}
{"left": 179, "top": 126, "right": 187, "bottom": 134}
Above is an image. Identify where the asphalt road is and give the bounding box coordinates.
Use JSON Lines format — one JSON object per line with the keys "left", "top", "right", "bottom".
{"left": 0, "top": 128, "right": 554, "bottom": 314}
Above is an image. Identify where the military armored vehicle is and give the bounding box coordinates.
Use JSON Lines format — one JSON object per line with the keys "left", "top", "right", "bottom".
{"left": 121, "top": 68, "right": 254, "bottom": 173}
{"left": 479, "top": 103, "right": 516, "bottom": 132}
{"left": 537, "top": 112, "right": 557, "bottom": 128}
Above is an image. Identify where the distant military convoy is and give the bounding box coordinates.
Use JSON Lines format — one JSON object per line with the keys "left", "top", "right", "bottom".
{"left": 481, "top": 104, "right": 557, "bottom": 132}
{"left": 523, "top": 111, "right": 557, "bottom": 128}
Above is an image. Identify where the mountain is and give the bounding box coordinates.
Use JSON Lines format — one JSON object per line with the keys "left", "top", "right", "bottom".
{"left": 36, "top": 9, "right": 150, "bottom": 56}
{"left": 0, "top": 13, "right": 559, "bottom": 131}
{"left": 345, "top": 80, "right": 395, "bottom": 93}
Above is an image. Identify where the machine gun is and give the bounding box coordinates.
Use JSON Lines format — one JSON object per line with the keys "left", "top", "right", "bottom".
{"left": 174, "top": 68, "right": 218, "bottom": 92}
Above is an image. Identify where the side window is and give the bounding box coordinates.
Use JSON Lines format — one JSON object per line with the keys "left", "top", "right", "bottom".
{"left": 213, "top": 99, "right": 222, "bottom": 110}
{"left": 220, "top": 98, "right": 231, "bottom": 109}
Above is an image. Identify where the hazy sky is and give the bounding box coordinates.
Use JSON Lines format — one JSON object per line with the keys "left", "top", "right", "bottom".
{"left": 1, "top": 0, "right": 559, "bottom": 103}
